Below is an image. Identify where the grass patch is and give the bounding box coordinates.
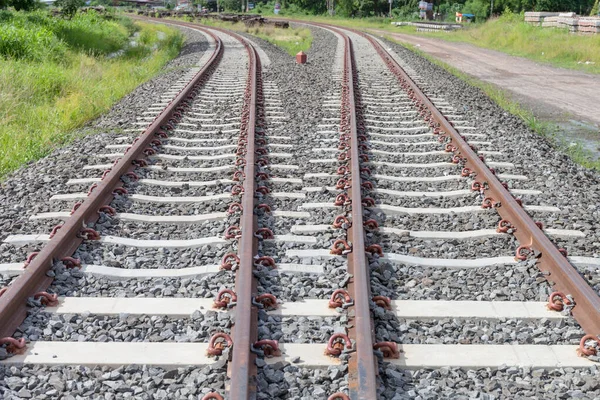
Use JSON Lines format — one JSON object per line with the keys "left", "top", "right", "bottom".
{"left": 0, "top": 11, "right": 183, "bottom": 178}
{"left": 181, "top": 17, "right": 312, "bottom": 56}
{"left": 393, "top": 39, "right": 600, "bottom": 170}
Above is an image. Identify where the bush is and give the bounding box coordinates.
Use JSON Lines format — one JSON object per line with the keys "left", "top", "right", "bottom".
{"left": 0, "top": 24, "right": 67, "bottom": 61}
{"left": 55, "top": 0, "right": 85, "bottom": 18}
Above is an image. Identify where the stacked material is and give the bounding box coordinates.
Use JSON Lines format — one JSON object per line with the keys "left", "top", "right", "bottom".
{"left": 525, "top": 12, "right": 600, "bottom": 34}
{"left": 391, "top": 21, "right": 462, "bottom": 31}
{"left": 524, "top": 11, "right": 560, "bottom": 25}
{"left": 578, "top": 18, "right": 600, "bottom": 33}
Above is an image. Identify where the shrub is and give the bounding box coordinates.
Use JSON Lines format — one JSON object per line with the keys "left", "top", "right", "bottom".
{"left": 0, "top": 24, "right": 66, "bottom": 61}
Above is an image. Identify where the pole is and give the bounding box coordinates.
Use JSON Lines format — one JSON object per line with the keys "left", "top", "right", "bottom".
{"left": 389, "top": 0, "right": 392, "bottom": 18}
{"left": 490, "top": 0, "right": 493, "bottom": 17}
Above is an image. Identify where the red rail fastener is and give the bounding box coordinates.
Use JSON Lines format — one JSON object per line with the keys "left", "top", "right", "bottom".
{"left": 201, "top": 393, "right": 224, "bottom": 400}
{"left": 220, "top": 253, "right": 240, "bottom": 270}
{"left": 255, "top": 256, "right": 276, "bottom": 268}
{"left": 461, "top": 168, "right": 472, "bottom": 177}
{"left": 253, "top": 340, "right": 280, "bottom": 357}
{"left": 112, "top": 187, "right": 128, "bottom": 196}
{"left": 332, "top": 215, "right": 350, "bottom": 229}
{"left": 33, "top": 292, "right": 59, "bottom": 307}
{"left": 98, "top": 205, "right": 116, "bottom": 216}
{"left": 547, "top": 292, "right": 573, "bottom": 312}
{"left": 559, "top": 248, "right": 568, "bottom": 257}
{"left": 78, "top": 228, "right": 100, "bottom": 241}
{"left": 214, "top": 289, "right": 237, "bottom": 309}
{"left": 337, "top": 166, "right": 348, "bottom": 175}
{"left": 255, "top": 228, "right": 274, "bottom": 240}
{"left": 366, "top": 244, "right": 384, "bottom": 257}
{"left": 471, "top": 181, "right": 482, "bottom": 192}
{"left": 227, "top": 203, "right": 243, "bottom": 214}
{"left": 325, "top": 334, "right": 352, "bottom": 357}
{"left": 330, "top": 239, "right": 351, "bottom": 255}
{"left": 256, "top": 186, "right": 270, "bottom": 195}
{"left": 132, "top": 159, "right": 147, "bottom": 167}
{"left": 336, "top": 179, "right": 347, "bottom": 190}
{"left": 535, "top": 221, "right": 544, "bottom": 230}
{"left": 232, "top": 170, "right": 245, "bottom": 181}
{"left": 201, "top": 392, "right": 224, "bottom": 400}
{"left": 231, "top": 185, "right": 244, "bottom": 195}
{"left": 364, "top": 219, "right": 379, "bottom": 230}
{"left": 497, "top": 219, "right": 514, "bottom": 234}
{"left": 329, "top": 289, "right": 352, "bottom": 308}
{"left": 482, "top": 197, "right": 498, "bottom": 209}
{"left": 0, "top": 287, "right": 7, "bottom": 297}
{"left": 328, "top": 394, "right": 350, "bottom": 400}
{"left": 207, "top": 333, "right": 233, "bottom": 356}
{"left": 0, "top": 337, "right": 26, "bottom": 354}
{"left": 70, "top": 201, "right": 83, "bottom": 215}
{"left": 515, "top": 245, "right": 533, "bottom": 261}
{"left": 334, "top": 193, "right": 349, "bottom": 206}
{"left": 49, "top": 224, "right": 63, "bottom": 239}
{"left": 373, "top": 296, "right": 392, "bottom": 310}
{"left": 255, "top": 294, "right": 278, "bottom": 309}
{"left": 87, "top": 183, "right": 98, "bottom": 196}
{"left": 61, "top": 257, "right": 81, "bottom": 269}
{"left": 578, "top": 335, "right": 598, "bottom": 357}
{"left": 24, "top": 252, "right": 39, "bottom": 268}
{"left": 124, "top": 172, "right": 139, "bottom": 181}
{"left": 362, "top": 197, "right": 375, "bottom": 207}
{"left": 373, "top": 342, "right": 401, "bottom": 359}
{"left": 224, "top": 226, "right": 241, "bottom": 239}
{"left": 256, "top": 204, "right": 271, "bottom": 213}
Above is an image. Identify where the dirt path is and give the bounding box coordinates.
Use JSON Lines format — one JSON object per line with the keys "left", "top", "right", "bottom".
{"left": 368, "top": 29, "right": 600, "bottom": 153}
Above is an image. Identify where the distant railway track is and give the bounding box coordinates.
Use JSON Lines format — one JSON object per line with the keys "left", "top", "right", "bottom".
{"left": 1, "top": 16, "right": 599, "bottom": 400}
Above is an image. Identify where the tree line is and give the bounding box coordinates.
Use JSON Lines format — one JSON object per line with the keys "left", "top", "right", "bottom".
{"left": 244, "top": 0, "right": 599, "bottom": 19}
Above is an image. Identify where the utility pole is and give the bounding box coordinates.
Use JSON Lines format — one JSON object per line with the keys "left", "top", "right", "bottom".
{"left": 490, "top": 0, "right": 493, "bottom": 17}
{"left": 389, "top": 0, "right": 392, "bottom": 18}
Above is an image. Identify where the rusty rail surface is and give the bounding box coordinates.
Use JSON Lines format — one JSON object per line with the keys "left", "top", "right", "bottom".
{"left": 137, "top": 20, "right": 264, "bottom": 397}
{"left": 339, "top": 32, "right": 379, "bottom": 399}
{"left": 0, "top": 19, "right": 224, "bottom": 340}
{"left": 305, "top": 23, "right": 380, "bottom": 399}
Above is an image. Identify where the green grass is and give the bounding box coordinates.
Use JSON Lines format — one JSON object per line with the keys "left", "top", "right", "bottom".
{"left": 178, "top": 17, "right": 313, "bottom": 56}
{"left": 0, "top": 12, "right": 183, "bottom": 178}
{"left": 396, "top": 40, "right": 600, "bottom": 170}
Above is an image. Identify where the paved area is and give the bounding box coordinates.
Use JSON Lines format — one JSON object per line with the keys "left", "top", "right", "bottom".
{"left": 369, "top": 30, "right": 600, "bottom": 127}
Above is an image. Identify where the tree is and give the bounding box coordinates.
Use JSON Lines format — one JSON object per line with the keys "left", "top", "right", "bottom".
{"left": 591, "top": 0, "right": 599, "bottom": 15}
{"left": 56, "top": 0, "right": 85, "bottom": 18}
{"left": 10, "top": 0, "right": 38, "bottom": 10}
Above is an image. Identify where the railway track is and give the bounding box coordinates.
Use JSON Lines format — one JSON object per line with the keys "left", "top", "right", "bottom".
{"left": 1, "top": 16, "right": 600, "bottom": 400}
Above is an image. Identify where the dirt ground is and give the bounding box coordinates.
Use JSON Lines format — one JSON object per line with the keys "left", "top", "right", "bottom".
{"left": 369, "top": 29, "right": 600, "bottom": 158}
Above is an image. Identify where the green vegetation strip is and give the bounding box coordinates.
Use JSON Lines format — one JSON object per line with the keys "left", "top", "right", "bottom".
{"left": 0, "top": 11, "right": 183, "bottom": 179}
{"left": 392, "top": 39, "right": 600, "bottom": 171}
{"left": 177, "top": 17, "right": 312, "bottom": 56}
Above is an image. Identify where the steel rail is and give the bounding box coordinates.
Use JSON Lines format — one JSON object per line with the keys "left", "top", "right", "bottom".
{"left": 0, "top": 19, "right": 224, "bottom": 339}
{"left": 117, "top": 18, "right": 263, "bottom": 397}
{"left": 219, "top": 30, "right": 260, "bottom": 400}
{"left": 293, "top": 22, "right": 379, "bottom": 399}
{"left": 357, "top": 32, "right": 600, "bottom": 339}
{"left": 341, "top": 33, "right": 379, "bottom": 400}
